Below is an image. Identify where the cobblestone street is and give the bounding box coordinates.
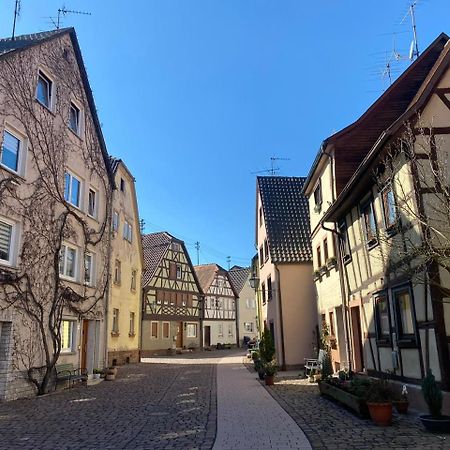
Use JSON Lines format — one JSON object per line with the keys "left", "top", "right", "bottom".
{"left": 268, "top": 378, "right": 450, "bottom": 450}
{"left": 0, "top": 360, "right": 216, "bottom": 449}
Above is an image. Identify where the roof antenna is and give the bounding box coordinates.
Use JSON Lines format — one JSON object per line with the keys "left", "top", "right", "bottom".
{"left": 56, "top": 5, "right": 91, "bottom": 29}
{"left": 11, "top": 0, "right": 21, "bottom": 40}
{"left": 251, "top": 155, "right": 291, "bottom": 176}
{"left": 401, "top": 1, "right": 420, "bottom": 60}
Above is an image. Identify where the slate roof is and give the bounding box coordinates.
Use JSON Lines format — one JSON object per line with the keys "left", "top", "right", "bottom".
{"left": 257, "top": 176, "right": 312, "bottom": 263}
{"left": 141, "top": 232, "right": 173, "bottom": 287}
{"left": 228, "top": 266, "right": 251, "bottom": 295}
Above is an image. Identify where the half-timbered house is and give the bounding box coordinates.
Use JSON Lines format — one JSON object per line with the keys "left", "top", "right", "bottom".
{"left": 194, "top": 264, "right": 238, "bottom": 347}
{"left": 141, "top": 232, "right": 203, "bottom": 355}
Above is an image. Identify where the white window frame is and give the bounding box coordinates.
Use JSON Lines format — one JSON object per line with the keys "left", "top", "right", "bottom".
{"left": 69, "top": 101, "right": 83, "bottom": 136}
{"left": 123, "top": 220, "right": 133, "bottom": 242}
{"left": 162, "top": 321, "right": 170, "bottom": 339}
{"left": 176, "top": 264, "right": 182, "bottom": 279}
{"left": 218, "top": 323, "right": 223, "bottom": 337}
{"left": 112, "top": 308, "right": 119, "bottom": 334}
{"left": 129, "top": 312, "right": 135, "bottom": 336}
{"left": 84, "top": 252, "right": 95, "bottom": 286}
{"left": 87, "top": 187, "right": 98, "bottom": 219}
{"left": 64, "top": 170, "right": 82, "bottom": 209}
{"left": 186, "top": 323, "right": 197, "bottom": 338}
{"left": 244, "top": 322, "right": 254, "bottom": 332}
{"left": 1, "top": 127, "right": 27, "bottom": 176}
{"left": 112, "top": 211, "right": 119, "bottom": 233}
{"left": 36, "top": 69, "right": 54, "bottom": 110}
{"left": 59, "top": 243, "right": 78, "bottom": 281}
{"left": 60, "top": 319, "right": 76, "bottom": 353}
{"left": 114, "top": 259, "right": 121, "bottom": 285}
{"left": 151, "top": 321, "right": 159, "bottom": 339}
{"left": 0, "top": 217, "right": 18, "bottom": 267}
{"left": 131, "top": 269, "right": 137, "bottom": 291}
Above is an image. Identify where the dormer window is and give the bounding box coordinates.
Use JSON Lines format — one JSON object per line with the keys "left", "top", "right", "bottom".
{"left": 36, "top": 71, "right": 53, "bottom": 109}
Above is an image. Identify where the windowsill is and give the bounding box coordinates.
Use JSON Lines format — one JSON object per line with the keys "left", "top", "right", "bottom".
{"left": 111, "top": 331, "right": 120, "bottom": 337}
{"left": 367, "top": 239, "right": 379, "bottom": 250}
{"left": 36, "top": 98, "right": 55, "bottom": 115}
{"left": 384, "top": 226, "right": 398, "bottom": 238}
{"left": 60, "top": 351, "right": 76, "bottom": 355}
{"left": 60, "top": 274, "right": 78, "bottom": 284}
{"left": 87, "top": 213, "right": 99, "bottom": 222}
{"left": 0, "top": 259, "right": 17, "bottom": 269}
{"left": 65, "top": 200, "right": 83, "bottom": 213}
{"left": 376, "top": 338, "right": 391, "bottom": 347}
{"left": 68, "top": 126, "right": 83, "bottom": 141}
{"left": 343, "top": 255, "right": 352, "bottom": 265}
{"left": 128, "top": 333, "right": 136, "bottom": 338}
{"left": 0, "top": 162, "right": 25, "bottom": 181}
{"left": 397, "top": 338, "right": 417, "bottom": 348}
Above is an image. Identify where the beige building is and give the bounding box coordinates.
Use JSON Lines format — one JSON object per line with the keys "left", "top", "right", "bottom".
{"left": 195, "top": 264, "right": 237, "bottom": 347}
{"left": 228, "top": 266, "right": 258, "bottom": 346}
{"left": 107, "top": 157, "right": 143, "bottom": 366}
{"left": 256, "top": 176, "right": 316, "bottom": 370}
{"left": 141, "top": 232, "right": 203, "bottom": 355}
{"left": 307, "top": 32, "right": 450, "bottom": 389}
{"left": 0, "top": 29, "right": 113, "bottom": 400}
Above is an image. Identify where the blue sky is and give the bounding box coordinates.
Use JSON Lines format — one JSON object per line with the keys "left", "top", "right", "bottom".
{"left": 1, "top": 1, "right": 449, "bottom": 268}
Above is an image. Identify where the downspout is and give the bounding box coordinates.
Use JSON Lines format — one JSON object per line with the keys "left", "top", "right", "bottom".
{"left": 275, "top": 265, "right": 287, "bottom": 371}
{"left": 321, "top": 223, "right": 352, "bottom": 373}
{"left": 235, "top": 296, "right": 240, "bottom": 347}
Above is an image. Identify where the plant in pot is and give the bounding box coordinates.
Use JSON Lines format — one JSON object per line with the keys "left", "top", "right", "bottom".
{"left": 105, "top": 367, "right": 117, "bottom": 381}
{"left": 254, "top": 358, "right": 265, "bottom": 380}
{"left": 419, "top": 369, "right": 450, "bottom": 433}
{"left": 366, "top": 379, "right": 394, "bottom": 426}
{"left": 93, "top": 368, "right": 102, "bottom": 380}
{"left": 263, "top": 360, "right": 278, "bottom": 386}
{"left": 393, "top": 385, "right": 409, "bottom": 414}
{"left": 320, "top": 351, "right": 333, "bottom": 383}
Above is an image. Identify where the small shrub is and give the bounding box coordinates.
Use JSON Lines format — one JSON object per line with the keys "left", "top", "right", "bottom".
{"left": 321, "top": 351, "right": 333, "bottom": 380}
{"left": 259, "top": 328, "right": 275, "bottom": 363}
{"left": 422, "top": 369, "right": 442, "bottom": 418}
{"left": 251, "top": 351, "right": 260, "bottom": 361}
{"left": 366, "top": 379, "right": 394, "bottom": 403}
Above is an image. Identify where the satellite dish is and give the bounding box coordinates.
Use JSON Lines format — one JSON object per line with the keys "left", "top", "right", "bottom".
{"left": 409, "top": 40, "right": 415, "bottom": 60}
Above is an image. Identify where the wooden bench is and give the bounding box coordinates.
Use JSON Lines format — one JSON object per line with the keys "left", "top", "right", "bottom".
{"left": 55, "top": 363, "right": 88, "bottom": 390}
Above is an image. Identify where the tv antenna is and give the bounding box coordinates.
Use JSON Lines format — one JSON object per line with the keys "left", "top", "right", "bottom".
{"left": 11, "top": 0, "right": 21, "bottom": 40}
{"left": 251, "top": 156, "right": 291, "bottom": 176}
{"left": 53, "top": 5, "right": 92, "bottom": 29}
{"left": 400, "top": 1, "right": 420, "bottom": 61}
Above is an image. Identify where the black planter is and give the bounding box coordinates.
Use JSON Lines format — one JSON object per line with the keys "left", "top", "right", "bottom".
{"left": 419, "top": 415, "right": 450, "bottom": 433}
{"left": 258, "top": 370, "right": 265, "bottom": 380}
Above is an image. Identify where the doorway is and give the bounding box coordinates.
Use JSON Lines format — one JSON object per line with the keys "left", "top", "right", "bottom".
{"left": 176, "top": 321, "right": 183, "bottom": 348}
{"left": 204, "top": 326, "right": 211, "bottom": 347}
{"left": 81, "top": 320, "right": 89, "bottom": 370}
{"left": 350, "top": 306, "right": 364, "bottom": 372}
{"left": 81, "top": 320, "right": 100, "bottom": 373}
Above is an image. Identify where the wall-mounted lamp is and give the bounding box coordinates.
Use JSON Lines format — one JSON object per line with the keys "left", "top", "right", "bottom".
{"left": 249, "top": 275, "right": 260, "bottom": 290}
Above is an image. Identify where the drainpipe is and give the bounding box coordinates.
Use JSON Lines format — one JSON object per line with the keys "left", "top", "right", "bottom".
{"left": 235, "top": 296, "right": 240, "bottom": 347}
{"left": 275, "top": 265, "right": 287, "bottom": 371}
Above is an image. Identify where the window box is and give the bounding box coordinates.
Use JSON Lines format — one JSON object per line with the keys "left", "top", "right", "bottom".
{"left": 319, "top": 265, "right": 328, "bottom": 275}
{"left": 313, "top": 270, "right": 321, "bottom": 281}
{"left": 326, "top": 257, "right": 337, "bottom": 269}
{"left": 110, "top": 331, "right": 120, "bottom": 337}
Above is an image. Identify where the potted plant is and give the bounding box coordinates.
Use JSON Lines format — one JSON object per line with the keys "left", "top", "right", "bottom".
{"left": 366, "top": 379, "right": 394, "bottom": 426}
{"left": 419, "top": 369, "right": 450, "bottom": 433}
{"left": 93, "top": 368, "right": 102, "bottom": 380}
{"left": 254, "top": 358, "right": 265, "bottom": 380}
{"left": 105, "top": 366, "right": 117, "bottom": 381}
{"left": 264, "top": 360, "right": 278, "bottom": 386}
{"left": 326, "top": 257, "right": 337, "bottom": 269}
{"left": 393, "top": 385, "right": 409, "bottom": 414}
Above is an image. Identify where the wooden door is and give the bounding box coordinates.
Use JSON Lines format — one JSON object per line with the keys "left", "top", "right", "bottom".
{"left": 350, "top": 306, "right": 364, "bottom": 372}
{"left": 81, "top": 320, "right": 89, "bottom": 370}
{"left": 176, "top": 321, "right": 183, "bottom": 348}
{"left": 205, "top": 326, "right": 211, "bottom": 347}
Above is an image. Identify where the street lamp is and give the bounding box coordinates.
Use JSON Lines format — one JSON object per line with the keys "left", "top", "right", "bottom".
{"left": 248, "top": 274, "right": 260, "bottom": 290}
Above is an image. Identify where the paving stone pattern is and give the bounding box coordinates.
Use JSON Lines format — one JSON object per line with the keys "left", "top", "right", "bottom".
{"left": 267, "top": 378, "right": 450, "bottom": 450}
{"left": 0, "top": 362, "right": 216, "bottom": 449}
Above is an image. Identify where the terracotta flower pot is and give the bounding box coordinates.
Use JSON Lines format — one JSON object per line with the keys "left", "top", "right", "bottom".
{"left": 393, "top": 400, "right": 409, "bottom": 414}
{"left": 265, "top": 375, "right": 275, "bottom": 386}
{"left": 367, "top": 402, "right": 393, "bottom": 426}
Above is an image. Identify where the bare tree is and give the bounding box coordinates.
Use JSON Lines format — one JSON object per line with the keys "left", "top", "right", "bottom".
{"left": 0, "top": 36, "right": 112, "bottom": 395}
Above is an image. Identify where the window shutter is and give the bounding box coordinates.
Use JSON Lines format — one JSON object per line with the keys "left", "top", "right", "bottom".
{"left": 0, "top": 221, "right": 12, "bottom": 261}
{"left": 169, "top": 262, "right": 176, "bottom": 280}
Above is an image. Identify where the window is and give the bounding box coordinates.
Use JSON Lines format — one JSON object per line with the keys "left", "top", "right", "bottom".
{"left": 316, "top": 246, "right": 322, "bottom": 268}
{"left": 129, "top": 312, "right": 135, "bottom": 336}
{"left": 338, "top": 220, "right": 351, "bottom": 262}
{"left": 262, "top": 281, "right": 266, "bottom": 305}
{"left": 361, "top": 199, "right": 377, "bottom": 245}
{"left": 84, "top": 253, "right": 94, "bottom": 285}
{"left": 123, "top": 221, "right": 133, "bottom": 242}
{"left": 259, "top": 206, "right": 263, "bottom": 227}
{"left": 228, "top": 323, "right": 233, "bottom": 336}
{"left": 186, "top": 323, "right": 197, "bottom": 338}
{"left": 374, "top": 293, "right": 391, "bottom": 341}
{"left": 114, "top": 259, "right": 121, "bottom": 284}
{"left": 131, "top": 269, "right": 137, "bottom": 291}
{"left": 59, "top": 244, "right": 77, "bottom": 280}
{"left": 120, "top": 178, "right": 125, "bottom": 192}
{"left": 218, "top": 323, "right": 223, "bottom": 336}
{"left": 151, "top": 321, "right": 159, "bottom": 339}
{"left": 36, "top": 71, "right": 53, "bottom": 108}
{"left": 267, "top": 276, "right": 272, "bottom": 301}
{"left": 329, "top": 311, "right": 335, "bottom": 336}
{"left": 323, "top": 238, "right": 329, "bottom": 263}
{"left": 61, "top": 320, "right": 75, "bottom": 353}
{"left": 246, "top": 298, "right": 256, "bottom": 309}
{"left": 244, "top": 322, "right": 254, "bottom": 332}
{"left": 0, "top": 219, "right": 14, "bottom": 265}
{"left": 382, "top": 185, "right": 397, "bottom": 230}
{"left": 112, "top": 211, "right": 119, "bottom": 232}
{"left": 64, "top": 172, "right": 81, "bottom": 208}
{"left": 171, "top": 242, "right": 180, "bottom": 252}
{"left": 162, "top": 322, "right": 170, "bottom": 339}
{"left": 393, "top": 286, "right": 416, "bottom": 341}
{"left": 88, "top": 188, "right": 97, "bottom": 218}
{"left": 264, "top": 239, "right": 269, "bottom": 262}
{"left": 1, "top": 130, "right": 21, "bottom": 173}
{"left": 259, "top": 246, "right": 264, "bottom": 267}
{"left": 69, "top": 102, "right": 81, "bottom": 134}
{"left": 314, "top": 179, "right": 322, "bottom": 211}
{"left": 112, "top": 309, "right": 119, "bottom": 333}
{"left": 176, "top": 265, "right": 182, "bottom": 279}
